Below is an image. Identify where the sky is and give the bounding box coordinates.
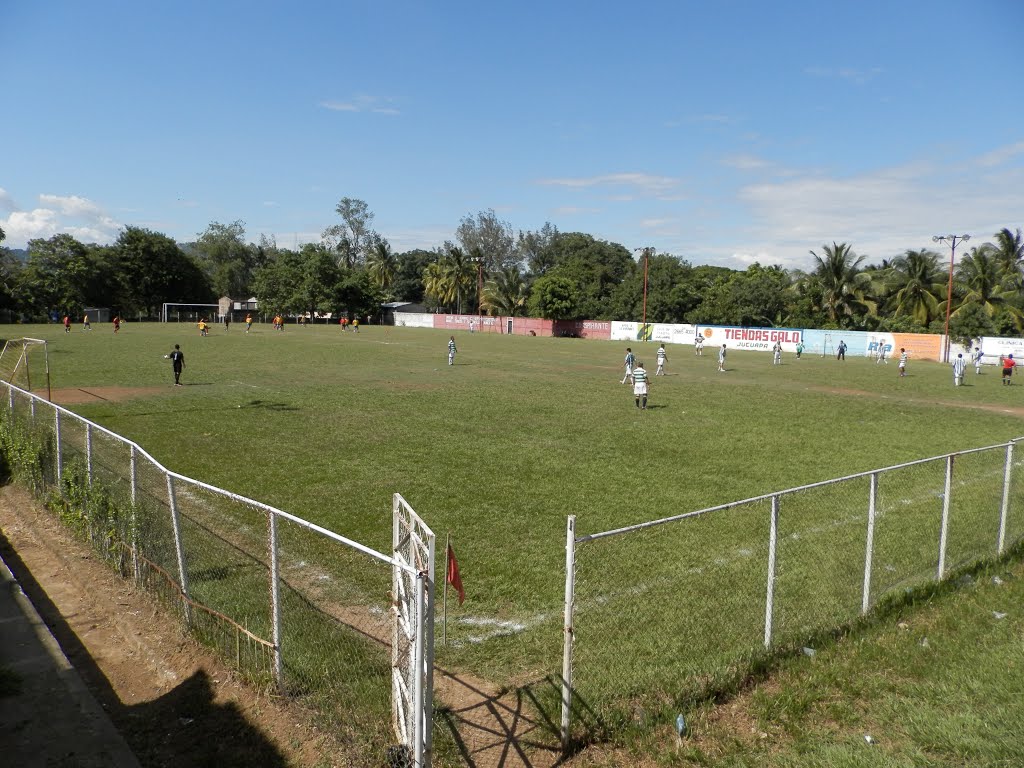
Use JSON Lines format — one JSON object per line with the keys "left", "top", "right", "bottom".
{"left": 2, "top": 0, "right": 1023, "bottom": 272}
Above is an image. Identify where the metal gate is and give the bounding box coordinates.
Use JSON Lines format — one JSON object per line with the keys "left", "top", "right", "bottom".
{"left": 392, "top": 493, "right": 436, "bottom": 766}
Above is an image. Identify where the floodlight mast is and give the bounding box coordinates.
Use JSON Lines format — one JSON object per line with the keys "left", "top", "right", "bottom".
{"left": 933, "top": 233, "right": 970, "bottom": 362}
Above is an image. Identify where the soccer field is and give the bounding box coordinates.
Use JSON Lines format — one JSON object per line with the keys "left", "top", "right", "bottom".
{"left": 9, "top": 321, "right": 1024, "bottom": 706}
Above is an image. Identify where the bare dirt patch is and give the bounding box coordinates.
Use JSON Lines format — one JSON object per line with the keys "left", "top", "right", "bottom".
{"left": 47, "top": 386, "right": 164, "bottom": 405}
{"left": 0, "top": 484, "right": 342, "bottom": 768}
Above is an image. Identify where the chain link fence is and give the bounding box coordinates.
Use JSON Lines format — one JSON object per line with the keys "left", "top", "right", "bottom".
{"left": 561, "top": 439, "right": 1024, "bottom": 747}
{"left": 0, "top": 381, "right": 434, "bottom": 766}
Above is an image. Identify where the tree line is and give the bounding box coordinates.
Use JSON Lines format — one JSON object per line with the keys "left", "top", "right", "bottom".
{"left": 0, "top": 204, "right": 1021, "bottom": 344}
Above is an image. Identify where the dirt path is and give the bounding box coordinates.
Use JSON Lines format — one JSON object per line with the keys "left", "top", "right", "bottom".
{"left": 0, "top": 484, "right": 340, "bottom": 768}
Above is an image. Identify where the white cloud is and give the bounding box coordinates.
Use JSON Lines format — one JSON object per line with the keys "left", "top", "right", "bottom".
{"left": 319, "top": 94, "right": 400, "bottom": 115}
{"left": 725, "top": 149, "right": 1024, "bottom": 269}
{"left": 722, "top": 154, "right": 773, "bottom": 171}
{"left": 805, "top": 66, "right": 882, "bottom": 85}
{"left": 977, "top": 141, "right": 1024, "bottom": 168}
{"left": 537, "top": 172, "right": 680, "bottom": 196}
{"left": 0, "top": 188, "right": 18, "bottom": 212}
{"left": 0, "top": 193, "right": 121, "bottom": 247}
{"left": 551, "top": 206, "right": 601, "bottom": 216}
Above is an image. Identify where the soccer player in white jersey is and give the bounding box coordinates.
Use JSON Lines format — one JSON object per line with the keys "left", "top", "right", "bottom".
{"left": 718, "top": 344, "right": 727, "bottom": 372}
{"left": 974, "top": 347, "right": 984, "bottom": 374}
{"left": 447, "top": 336, "right": 457, "bottom": 366}
{"left": 655, "top": 344, "right": 667, "bottom": 375}
{"left": 772, "top": 341, "right": 782, "bottom": 365}
{"left": 621, "top": 348, "right": 636, "bottom": 384}
{"left": 898, "top": 348, "right": 908, "bottom": 377}
{"left": 875, "top": 343, "right": 887, "bottom": 364}
{"left": 695, "top": 334, "right": 704, "bottom": 356}
{"left": 953, "top": 353, "right": 967, "bottom": 386}
{"left": 632, "top": 361, "right": 649, "bottom": 410}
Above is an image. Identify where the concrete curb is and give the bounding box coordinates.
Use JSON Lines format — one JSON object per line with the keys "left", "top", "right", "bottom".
{"left": 0, "top": 552, "right": 141, "bottom": 768}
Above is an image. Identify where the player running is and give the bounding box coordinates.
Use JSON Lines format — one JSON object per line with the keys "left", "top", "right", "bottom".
{"left": 695, "top": 334, "right": 704, "bottom": 356}
{"left": 620, "top": 348, "right": 636, "bottom": 384}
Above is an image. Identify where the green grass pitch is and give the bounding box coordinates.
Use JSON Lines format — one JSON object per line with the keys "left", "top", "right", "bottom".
{"left": 8, "top": 321, "right": 1024, "bottom": 706}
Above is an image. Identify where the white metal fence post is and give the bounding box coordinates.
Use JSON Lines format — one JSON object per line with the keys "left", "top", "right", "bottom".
{"left": 268, "top": 510, "right": 283, "bottom": 692}
{"left": 85, "top": 423, "right": 93, "bottom": 487}
{"left": 998, "top": 441, "right": 1014, "bottom": 555}
{"left": 560, "top": 515, "right": 577, "bottom": 752}
{"left": 30, "top": 396, "right": 35, "bottom": 422}
{"left": 862, "top": 472, "right": 878, "bottom": 615}
{"left": 166, "top": 473, "right": 192, "bottom": 625}
{"left": 413, "top": 571, "right": 426, "bottom": 768}
{"left": 764, "top": 496, "right": 780, "bottom": 648}
{"left": 423, "top": 532, "right": 435, "bottom": 767}
{"left": 54, "top": 409, "right": 62, "bottom": 486}
{"left": 937, "top": 454, "right": 953, "bottom": 579}
{"left": 129, "top": 445, "right": 140, "bottom": 582}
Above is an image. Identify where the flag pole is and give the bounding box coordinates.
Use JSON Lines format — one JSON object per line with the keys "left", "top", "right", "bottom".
{"left": 443, "top": 532, "right": 449, "bottom": 646}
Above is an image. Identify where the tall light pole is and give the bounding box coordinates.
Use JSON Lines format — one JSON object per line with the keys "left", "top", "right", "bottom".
{"left": 634, "top": 247, "right": 653, "bottom": 331}
{"left": 933, "top": 234, "right": 970, "bottom": 362}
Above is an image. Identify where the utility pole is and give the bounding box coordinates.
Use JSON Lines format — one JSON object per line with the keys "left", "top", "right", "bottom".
{"left": 933, "top": 234, "right": 970, "bottom": 362}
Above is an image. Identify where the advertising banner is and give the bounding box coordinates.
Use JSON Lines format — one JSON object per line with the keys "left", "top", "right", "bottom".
{"left": 981, "top": 336, "right": 1024, "bottom": 365}
{"left": 699, "top": 325, "right": 803, "bottom": 352}
{"left": 433, "top": 314, "right": 501, "bottom": 331}
{"left": 610, "top": 321, "right": 638, "bottom": 341}
{"left": 394, "top": 312, "right": 435, "bottom": 329}
{"left": 650, "top": 323, "right": 697, "bottom": 345}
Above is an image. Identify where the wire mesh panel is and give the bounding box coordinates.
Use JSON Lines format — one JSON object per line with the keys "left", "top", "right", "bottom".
{"left": 570, "top": 498, "right": 770, "bottom": 741}
{"left": 944, "top": 448, "right": 1009, "bottom": 570}
{"left": 773, "top": 477, "right": 871, "bottom": 641}
{"left": 870, "top": 458, "right": 947, "bottom": 601}
{"left": 277, "top": 513, "right": 395, "bottom": 761}
{"left": 1006, "top": 444, "right": 1024, "bottom": 550}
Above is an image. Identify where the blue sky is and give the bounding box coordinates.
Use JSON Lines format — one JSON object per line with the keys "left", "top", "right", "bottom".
{"left": 2, "top": 0, "right": 1022, "bottom": 271}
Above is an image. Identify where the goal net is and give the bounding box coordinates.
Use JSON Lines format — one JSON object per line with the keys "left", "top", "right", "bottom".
{"left": 0, "top": 337, "right": 51, "bottom": 399}
{"left": 161, "top": 303, "right": 221, "bottom": 323}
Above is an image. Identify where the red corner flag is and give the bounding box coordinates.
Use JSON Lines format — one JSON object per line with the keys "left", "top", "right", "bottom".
{"left": 446, "top": 542, "right": 465, "bottom": 605}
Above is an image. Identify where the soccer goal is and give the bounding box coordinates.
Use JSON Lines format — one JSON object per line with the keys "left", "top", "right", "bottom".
{"left": 161, "top": 303, "right": 221, "bottom": 323}
{"left": 0, "top": 338, "right": 51, "bottom": 400}
{"left": 820, "top": 333, "right": 833, "bottom": 358}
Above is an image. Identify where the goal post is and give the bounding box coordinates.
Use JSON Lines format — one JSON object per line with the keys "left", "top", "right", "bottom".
{"left": 0, "top": 337, "right": 51, "bottom": 400}
{"left": 161, "top": 303, "right": 221, "bottom": 323}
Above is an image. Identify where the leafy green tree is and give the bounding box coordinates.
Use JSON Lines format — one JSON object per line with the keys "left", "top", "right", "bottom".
{"left": 456, "top": 209, "right": 517, "bottom": 271}
{"left": 443, "top": 246, "right": 477, "bottom": 314}
{"left": 609, "top": 253, "right": 701, "bottom": 323}
{"left": 545, "top": 233, "right": 634, "bottom": 319}
{"left": 528, "top": 274, "right": 579, "bottom": 319}
{"left": 18, "top": 236, "right": 97, "bottom": 317}
{"left": 887, "top": 249, "right": 944, "bottom": 327}
{"left": 482, "top": 266, "right": 529, "bottom": 316}
{"left": 113, "top": 226, "right": 212, "bottom": 315}
{"left": 949, "top": 301, "right": 997, "bottom": 348}
{"left": 191, "top": 220, "right": 258, "bottom": 297}
{"left": 517, "top": 222, "right": 559, "bottom": 277}
{"left": 392, "top": 249, "right": 433, "bottom": 303}
{"left": 322, "top": 197, "right": 375, "bottom": 268}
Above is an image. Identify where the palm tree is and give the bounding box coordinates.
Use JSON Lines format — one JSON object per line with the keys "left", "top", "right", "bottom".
{"left": 888, "top": 249, "right": 944, "bottom": 326}
{"left": 950, "top": 245, "right": 1018, "bottom": 322}
{"left": 482, "top": 266, "right": 529, "bottom": 316}
{"left": 806, "top": 242, "right": 876, "bottom": 324}
{"left": 366, "top": 238, "right": 398, "bottom": 297}
{"left": 423, "top": 260, "right": 455, "bottom": 310}
{"left": 443, "top": 247, "right": 477, "bottom": 314}
{"left": 992, "top": 227, "right": 1024, "bottom": 290}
